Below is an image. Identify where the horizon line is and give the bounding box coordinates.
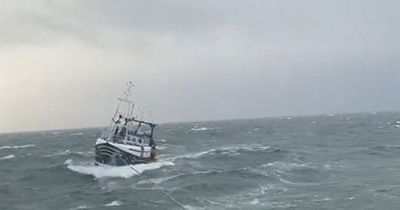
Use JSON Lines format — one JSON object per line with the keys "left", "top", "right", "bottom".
{"left": 0, "top": 109, "right": 398, "bottom": 135}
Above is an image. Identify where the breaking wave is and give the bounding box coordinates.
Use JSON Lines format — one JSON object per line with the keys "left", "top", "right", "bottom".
{"left": 190, "top": 127, "right": 209, "bottom": 131}
{"left": 105, "top": 200, "right": 123, "bottom": 207}
{"left": 69, "top": 205, "right": 89, "bottom": 210}
{"left": 0, "top": 144, "right": 35, "bottom": 150}
{"left": 0, "top": 154, "right": 15, "bottom": 160}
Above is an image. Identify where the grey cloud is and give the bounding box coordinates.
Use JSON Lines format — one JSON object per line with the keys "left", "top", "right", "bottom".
{"left": 1, "top": 0, "right": 400, "bottom": 132}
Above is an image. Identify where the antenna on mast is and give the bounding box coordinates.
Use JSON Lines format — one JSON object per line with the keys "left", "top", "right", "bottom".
{"left": 124, "top": 81, "right": 134, "bottom": 99}
{"left": 122, "top": 81, "right": 135, "bottom": 118}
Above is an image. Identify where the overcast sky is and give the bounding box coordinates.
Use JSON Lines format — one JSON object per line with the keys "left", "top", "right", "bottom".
{"left": 1, "top": 0, "right": 400, "bottom": 132}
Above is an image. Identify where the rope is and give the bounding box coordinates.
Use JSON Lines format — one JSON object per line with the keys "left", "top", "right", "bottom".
{"left": 117, "top": 157, "right": 189, "bottom": 210}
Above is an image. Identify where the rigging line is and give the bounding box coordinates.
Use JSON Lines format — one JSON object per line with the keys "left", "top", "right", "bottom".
{"left": 117, "top": 157, "right": 189, "bottom": 210}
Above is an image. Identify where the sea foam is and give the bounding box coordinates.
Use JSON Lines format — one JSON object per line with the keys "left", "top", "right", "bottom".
{"left": 65, "top": 159, "right": 174, "bottom": 178}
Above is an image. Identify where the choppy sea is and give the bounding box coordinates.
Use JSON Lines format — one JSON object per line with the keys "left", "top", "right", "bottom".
{"left": 2, "top": 112, "right": 400, "bottom": 210}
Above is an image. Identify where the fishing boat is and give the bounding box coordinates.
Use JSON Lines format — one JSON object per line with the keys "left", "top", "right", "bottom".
{"left": 95, "top": 82, "right": 158, "bottom": 166}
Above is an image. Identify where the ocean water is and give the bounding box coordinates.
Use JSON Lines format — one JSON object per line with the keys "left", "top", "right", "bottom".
{"left": 2, "top": 112, "right": 400, "bottom": 210}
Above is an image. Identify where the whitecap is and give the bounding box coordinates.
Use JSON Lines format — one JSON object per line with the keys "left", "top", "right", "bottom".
{"left": 44, "top": 150, "right": 71, "bottom": 157}
{"left": 197, "top": 184, "right": 288, "bottom": 209}
{"left": 262, "top": 161, "right": 311, "bottom": 171}
{"left": 69, "top": 205, "right": 89, "bottom": 210}
{"left": 190, "top": 127, "right": 208, "bottom": 131}
{"left": 66, "top": 159, "right": 174, "bottom": 179}
{"left": 167, "top": 149, "right": 216, "bottom": 161}
{"left": 70, "top": 132, "right": 83, "bottom": 136}
{"left": 105, "top": 200, "right": 123, "bottom": 207}
{"left": 0, "top": 144, "right": 35, "bottom": 150}
{"left": 45, "top": 150, "right": 93, "bottom": 157}
{"left": 0, "top": 154, "right": 15, "bottom": 160}
{"left": 250, "top": 199, "right": 260, "bottom": 204}
{"left": 156, "top": 145, "right": 167, "bottom": 150}
{"left": 218, "top": 144, "right": 271, "bottom": 154}
{"left": 181, "top": 205, "right": 200, "bottom": 210}
{"left": 311, "top": 196, "right": 332, "bottom": 202}
{"left": 64, "top": 159, "right": 73, "bottom": 165}
{"left": 278, "top": 177, "right": 299, "bottom": 185}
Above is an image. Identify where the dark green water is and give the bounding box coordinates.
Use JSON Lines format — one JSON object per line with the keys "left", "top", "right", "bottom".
{"left": 2, "top": 112, "right": 400, "bottom": 210}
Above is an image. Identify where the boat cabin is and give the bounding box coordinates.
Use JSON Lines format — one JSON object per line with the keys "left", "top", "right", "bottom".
{"left": 107, "top": 116, "right": 156, "bottom": 148}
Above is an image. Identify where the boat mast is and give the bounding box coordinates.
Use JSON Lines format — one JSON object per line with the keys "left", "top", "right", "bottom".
{"left": 124, "top": 81, "right": 135, "bottom": 119}
{"left": 106, "top": 82, "right": 135, "bottom": 140}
